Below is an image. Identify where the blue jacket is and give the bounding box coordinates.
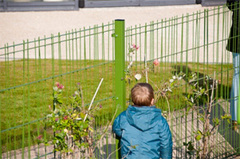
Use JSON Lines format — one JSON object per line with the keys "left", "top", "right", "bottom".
{"left": 112, "top": 105, "right": 173, "bottom": 159}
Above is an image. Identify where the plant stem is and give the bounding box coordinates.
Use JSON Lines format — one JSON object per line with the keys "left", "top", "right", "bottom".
{"left": 201, "top": 72, "right": 216, "bottom": 159}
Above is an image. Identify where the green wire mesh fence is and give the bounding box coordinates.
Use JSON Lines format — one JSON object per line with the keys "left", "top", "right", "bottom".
{"left": 124, "top": 4, "right": 239, "bottom": 158}
{"left": 0, "top": 23, "right": 117, "bottom": 158}
{"left": 0, "top": 3, "right": 239, "bottom": 159}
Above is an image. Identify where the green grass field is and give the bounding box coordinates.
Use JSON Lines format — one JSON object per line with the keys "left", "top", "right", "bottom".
{"left": 0, "top": 59, "right": 233, "bottom": 152}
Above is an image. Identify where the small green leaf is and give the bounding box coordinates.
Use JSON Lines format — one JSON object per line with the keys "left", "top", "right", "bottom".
{"left": 197, "top": 130, "right": 202, "bottom": 135}
{"left": 188, "top": 142, "right": 195, "bottom": 151}
{"left": 89, "top": 127, "right": 94, "bottom": 132}
{"left": 195, "top": 134, "right": 202, "bottom": 141}
{"left": 200, "top": 117, "right": 204, "bottom": 122}
{"left": 183, "top": 142, "right": 188, "bottom": 146}
{"left": 130, "top": 144, "right": 138, "bottom": 149}
{"left": 213, "top": 118, "right": 220, "bottom": 126}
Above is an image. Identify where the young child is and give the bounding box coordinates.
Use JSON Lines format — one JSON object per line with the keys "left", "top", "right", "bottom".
{"left": 112, "top": 83, "right": 173, "bottom": 159}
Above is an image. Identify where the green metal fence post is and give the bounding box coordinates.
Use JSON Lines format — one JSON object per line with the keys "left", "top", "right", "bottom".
{"left": 114, "top": 19, "right": 126, "bottom": 112}
{"left": 114, "top": 19, "right": 126, "bottom": 159}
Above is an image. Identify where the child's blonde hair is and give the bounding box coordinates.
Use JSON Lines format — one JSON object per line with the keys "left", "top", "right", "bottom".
{"left": 131, "top": 83, "right": 154, "bottom": 106}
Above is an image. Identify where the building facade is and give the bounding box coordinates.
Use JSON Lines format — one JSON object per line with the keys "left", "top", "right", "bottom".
{"left": 0, "top": 0, "right": 225, "bottom": 12}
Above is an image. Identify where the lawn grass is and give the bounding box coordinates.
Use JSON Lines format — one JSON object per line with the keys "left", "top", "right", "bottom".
{"left": 0, "top": 59, "right": 233, "bottom": 153}
{"left": 0, "top": 59, "right": 116, "bottom": 152}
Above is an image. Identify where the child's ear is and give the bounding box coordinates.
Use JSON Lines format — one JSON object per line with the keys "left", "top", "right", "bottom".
{"left": 151, "top": 98, "right": 154, "bottom": 106}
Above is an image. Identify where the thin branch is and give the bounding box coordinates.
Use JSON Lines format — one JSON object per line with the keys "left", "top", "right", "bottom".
{"left": 107, "top": 145, "right": 123, "bottom": 159}
{"left": 148, "top": 78, "right": 172, "bottom": 120}
{"left": 79, "top": 83, "right": 85, "bottom": 109}
{"left": 122, "top": 149, "right": 131, "bottom": 159}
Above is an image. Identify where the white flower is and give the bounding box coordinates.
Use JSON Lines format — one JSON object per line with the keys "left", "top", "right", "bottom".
{"left": 191, "top": 97, "right": 194, "bottom": 103}
{"left": 178, "top": 76, "right": 182, "bottom": 80}
{"left": 54, "top": 109, "right": 59, "bottom": 114}
{"left": 167, "top": 87, "right": 172, "bottom": 92}
{"left": 76, "top": 118, "right": 82, "bottom": 121}
{"left": 173, "top": 76, "right": 176, "bottom": 80}
{"left": 169, "top": 79, "right": 174, "bottom": 83}
{"left": 46, "top": 114, "right": 52, "bottom": 118}
{"left": 134, "top": 74, "right": 142, "bottom": 81}
{"left": 64, "top": 129, "right": 68, "bottom": 133}
{"left": 74, "top": 91, "right": 79, "bottom": 96}
{"left": 53, "top": 86, "right": 58, "bottom": 91}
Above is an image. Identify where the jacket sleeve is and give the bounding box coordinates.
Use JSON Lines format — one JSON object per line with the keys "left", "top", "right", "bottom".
{"left": 159, "top": 116, "right": 173, "bottom": 159}
{"left": 112, "top": 115, "right": 122, "bottom": 138}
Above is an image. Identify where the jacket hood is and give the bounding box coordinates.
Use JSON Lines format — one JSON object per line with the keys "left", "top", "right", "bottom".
{"left": 126, "top": 105, "right": 162, "bottom": 131}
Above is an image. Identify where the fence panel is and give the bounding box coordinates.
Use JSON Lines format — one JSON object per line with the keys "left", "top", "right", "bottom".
{"left": 125, "top": 4, "right": 239, "bottom": 158}
{"left": 0, "top": 22, "right": 117, "bottom": 159}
